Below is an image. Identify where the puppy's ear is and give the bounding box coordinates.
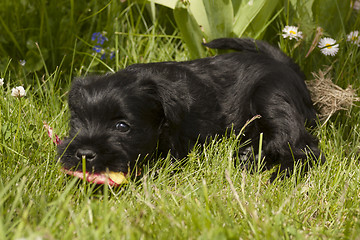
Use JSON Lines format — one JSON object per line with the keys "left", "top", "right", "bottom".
{"left": 142, "top": 77, "right": 192, "bottom": 126}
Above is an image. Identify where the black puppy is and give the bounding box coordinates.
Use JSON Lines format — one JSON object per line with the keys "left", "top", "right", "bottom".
{"left": 58, "top": 38, "right": 323, "bottom": 182}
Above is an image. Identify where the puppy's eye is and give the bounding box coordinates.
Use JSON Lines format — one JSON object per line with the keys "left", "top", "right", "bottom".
{"left": 115, "top": 122, "right": 130, "bottom": 132}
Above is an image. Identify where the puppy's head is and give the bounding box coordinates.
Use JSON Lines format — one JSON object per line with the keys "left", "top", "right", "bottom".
{"left": 58, "top": 71, "right": 189, "bottom": 178}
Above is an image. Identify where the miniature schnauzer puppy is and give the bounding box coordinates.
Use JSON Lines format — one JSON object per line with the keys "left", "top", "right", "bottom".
{"left": 58, "top": 38, "right": 324, "bottom": 183}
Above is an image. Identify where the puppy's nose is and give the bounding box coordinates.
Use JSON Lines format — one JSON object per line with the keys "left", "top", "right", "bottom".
{"left": 76, "top": 149, "right": 97, "bottom": 162}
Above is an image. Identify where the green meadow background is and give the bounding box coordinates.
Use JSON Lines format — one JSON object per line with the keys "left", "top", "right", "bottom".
{"left": 1, "top": 0, "right": 360, "bottom": 239}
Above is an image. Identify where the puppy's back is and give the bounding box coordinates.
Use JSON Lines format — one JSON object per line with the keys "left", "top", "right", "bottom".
{"left": 203, "top": 38, "right": 305, "bottom": 79}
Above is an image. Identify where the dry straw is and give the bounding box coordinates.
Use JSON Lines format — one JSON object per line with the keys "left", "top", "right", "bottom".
{"left": 306, "top": 67, "right": 360, "bottom": 123}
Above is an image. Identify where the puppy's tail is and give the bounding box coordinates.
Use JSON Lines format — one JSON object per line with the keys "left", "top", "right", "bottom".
{"left": 204, "top": 38, "right": 304, "bottom": 78}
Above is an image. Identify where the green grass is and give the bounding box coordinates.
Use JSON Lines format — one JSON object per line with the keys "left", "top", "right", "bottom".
{"left": 1, "top": 1, "right": 360, "bottom": 239}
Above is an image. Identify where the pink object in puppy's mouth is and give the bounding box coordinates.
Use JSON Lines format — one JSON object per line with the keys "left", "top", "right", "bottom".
{"left": 62, "top": 169, "right": 128, "bottom": 186}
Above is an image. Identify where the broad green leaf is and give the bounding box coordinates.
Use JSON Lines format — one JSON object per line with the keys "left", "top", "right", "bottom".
{"left": 232, "top": 0, "right": 241, "bottom": 13}
{"left": 174, "top": 1, "right": 206, "bottom": 58}
{"left": 288, "top": 0, "right": 315, "bottom": 24}
{"left": 187, "top": 1, "right": 211, "bottom": 38}
{"left": 146, "top": 0, "right": 178, "bottom": 9}
{"left": 201, "top": 0, "right": 234, "bottom": 40}
{"left": 243, "top": 0, "right": 280, "bottom": 38}
{"left": 233, "top": 0, "right": 268, "bottom": 37}
{"left": 300, "top": 0, "right": 314, "bottom": 21}
{"left": 253, "top": 7, "right": 283, "bottom": 39}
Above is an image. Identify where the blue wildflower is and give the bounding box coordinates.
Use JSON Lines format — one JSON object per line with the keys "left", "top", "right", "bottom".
{"left": 91, "top": 32, "right": 108, "bottom": 45}
{"left": 91, "top": 32, "right": 100, "bottom": 41}
{"left": 92, "top": 46, "right": 107, "bottom": 60}
{"left": 109, "top": 51, "right": 115, "bottom": 60}
{"left": 92, "top": 45, "right": 103, "bottom": 53}
{"left": 91, "top": 32, "right": 115, "bottom": 61}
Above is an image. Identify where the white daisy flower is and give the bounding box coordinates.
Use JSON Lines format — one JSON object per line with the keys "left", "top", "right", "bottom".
{"left": 0, "top": 78, "right": 4, "bottom": 86}
{"left": 347, "top": 31, "right": 360, "bottom": 46}
{"left": 318, "top": 37, "right": 339, "bottom": 56}
{"left": 11, "top": 86, "right": 26, "bottom": 98}
{"left": 282, "top": 26, "right": 303, "bottom": 40}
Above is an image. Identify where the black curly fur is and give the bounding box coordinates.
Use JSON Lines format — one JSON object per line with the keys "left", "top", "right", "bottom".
{"left": 58, "top": 38, "right": 324, "bottom": 180}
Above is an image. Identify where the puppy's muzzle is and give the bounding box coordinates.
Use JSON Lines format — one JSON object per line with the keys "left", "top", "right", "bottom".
{"left": 76, "top": 148, "right": 97, "bottom": 162}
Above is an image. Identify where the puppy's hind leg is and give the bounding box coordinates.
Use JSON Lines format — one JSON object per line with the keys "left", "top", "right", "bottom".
{"left": 251, "top": 89, "right": 323, "bottom": 181}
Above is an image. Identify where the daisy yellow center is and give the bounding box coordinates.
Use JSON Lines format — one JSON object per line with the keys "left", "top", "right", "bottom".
{"left": 289, "top": 30, "right": 296, "bottom": 35}
{"left": 325, "top": 43, "right": 333, "bottom": 49}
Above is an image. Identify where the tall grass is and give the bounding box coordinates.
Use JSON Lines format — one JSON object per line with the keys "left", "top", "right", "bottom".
{"left": 1, "top": 1, "right": 360, "bottom": 239}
